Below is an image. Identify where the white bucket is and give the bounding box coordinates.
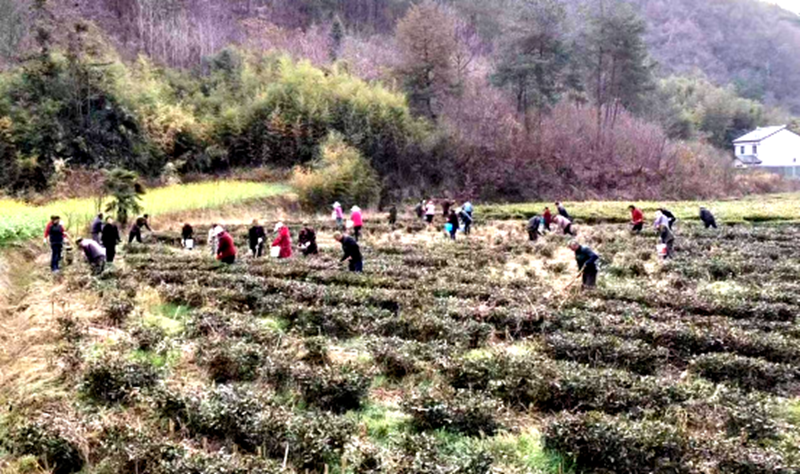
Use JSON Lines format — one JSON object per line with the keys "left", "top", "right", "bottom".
{"left": 184, "top": 239, "right": 194, "bottom": 250}
{"left": 657, "top": 244, "right": 668, "bottom": 257}
{"left": 270, "top": 246, "right": 281, "bottom": 258}
{"left": 346, "top": 219, "right": 354, "bottom": 229}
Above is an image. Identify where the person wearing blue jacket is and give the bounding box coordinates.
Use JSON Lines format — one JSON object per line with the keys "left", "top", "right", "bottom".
{"left": 569, "top": 240, "right": 600, "bottom": 289}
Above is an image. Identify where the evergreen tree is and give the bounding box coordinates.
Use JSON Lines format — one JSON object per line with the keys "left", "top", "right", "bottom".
{"left": 330, "top": 15, "right": 345, "bottom": 61}
{"left": 581, "top": 0, "right": 654, "bottom": 132}
{"left": 103, "top": 168, "right": 145, "bottom": 227}
{"left": 492, "top": 0, "right": 570, "bottom": 130}
{"left": 395, "top": 0, "right": 458, "bottom": 120}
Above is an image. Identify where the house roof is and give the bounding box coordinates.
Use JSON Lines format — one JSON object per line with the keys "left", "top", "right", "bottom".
{"left": 735, "top": 155, "right": 763, "bottom": 165}
{"left": 733, "top": 125, "right": 787, "bottom": 143}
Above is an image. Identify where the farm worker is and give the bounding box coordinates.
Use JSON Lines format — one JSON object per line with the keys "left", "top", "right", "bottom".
{"left": 91, "top": 213, "right": 104, "bottom": 244}
{"left": 44, "top": 215, "right": 58, "bottom": 242}
{"left": 414, "top": 200, "right": 425, "bottom": 220}
{"left": 101, "top": 217, "right": 121, "bottom": 264}
{"left": 335, "top": 232, "right": 363, "bottom": 273}
{"left": 425, "top": 200, "right": 436, "bottom": 225}
{"left": 333, "top": 202, "right": 344, "bottom": 230}
{"left": 181, "top": 223, "right": 194, "bottom": 249}
{"left": 76, "top": 238, "right": 106, "bottom": 275}
{"left": 556, "top": 202, "right": 571, "bottom": 220}
{"left": 700, "top": 207, "right": 718, "bottom": 229}
{"left": 141, "top": 214, "right": 153, "bottom": 232}
{"left": 657, "top": 208, "right": 677, "bottom": 229}
{"left": 459, "top": 207, "right": 474, "bottom": 235}
{"left": 553, "top": 214, "right": 574, "bottom": 236}
{"left": 215, "top": 228, "right": 237, "bottom": 264}
{"left": 128, "top": 219, "right": 145, "bottom": 244}
{"left": 568, "top": 240, "right": 600, "bottom": 290}
{"left": 659, "top": 224, "right": 675, "bottom": 260}
{"left": 388, "top": 205, "right": 398, "bottom": 225}
{"left": 527, "top": 215, "right": 543, "bottom": 241}
{"left": 442, "top": 199, "right": 452, "bottom": 218}
{"left": 652, "top": 210, "right": 670, "bottom": 231}
{"left": 272, "top": 222, "right": 293, "bottom": 259}
{"left": 351, "top": 206, "right": 364, "bottom": 241}
{"left": 629, "top": 205, "right": 644, "bottom": 234}
{"left": 208, "top": 224, "right": 222, "bottom": 256}
{"left": 248, "top": 220, "right": 266, "bottom": 258}
{"left": 47, "top": 216, "right": 69, "bottom": 273}
{"left": 543, "top": 207, "right": 553, "bottom": 231}
{"left": 447, "top": 209, "right": 460, "bottom": 240}
{"left": 298, "top": 224, "right": 318, "bottom": 256}
{"left": 463, "top": 201, "right": 473, "bottom": 218}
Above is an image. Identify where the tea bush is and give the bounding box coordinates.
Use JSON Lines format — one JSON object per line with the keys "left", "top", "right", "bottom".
{"left": 296, "top": 365, "right": 371, "bottom": 413}
{"left": 403, "top": 389, "right": 502, "bottom": 437}
{"left": 197, "top": 339, "right": 264, "bottom": 383}
{"left": 543, "top": 412, "right": 691, "bottom": 474}
{"left": 3, "top": 420, "right": 85, "bottom": 474}
{"left": 81, "top": 354, "right": 161, "bottom": 404}
{"left": 690, "top": 353, "right": 799, "bottom": 393}
{"left": 544, "top": 332, "right": 669, "bottom": 375}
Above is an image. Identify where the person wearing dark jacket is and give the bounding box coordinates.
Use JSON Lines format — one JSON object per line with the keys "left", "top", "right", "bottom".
{"left": 101, "top": 218, "right": 121, "bottom": 263}
{"left": 128, "top": 216, "right": 150, "bottom": 244}
{"left": 543, "top": 207, "right": 553, "bottom": 231}
{"left": 248, "top": 220, "right": 266, "bottom": 258}
{"left": 388, "top": 205, "right": 398, "bottom": 226}
{"left": 91, "top": 213, "right": 104, "bottom": 244}
{"left": 216, "top": 229, "right": 237, "bottom": 264}
{"left": 298, "top": 224, "right": 318, "bottom": 256}
{"left": 141, "top": 215, "right": 153, "bottom": 232}
{"left": 447, "top": 210, "right": 459, "bottom": 240}
{"left": 414, "top": 200, "right": 425, "bottom": 220}
{"left": 556, "top": 202, "right": 571, "bottom": 220}
{"left": 181, "top": 223, "right": 194, "bottom": 249}
{"left": 442, "top": 199, "right": 452, "bottom": 218}
{"left": 48, "top": 216, "right": 69, "bottom": 273}
{"left": 335, "top": 233, "right": 363, "bottom": 273}
{"left": 459, "top": 207, "right": 473, "bottom": 235}
{"left": 527, "top": 215, "right": 543, "bottom": 241}
{"left": 657, "top": 208, "right": 677, "bottom": 229}
{"left": 569, "top": 241, "right": 600, "bottom": 289}
{"left": 659, "top": 224, "right": 675, "bottom": 259}
{"left": 700, "top": 207, "right": 717, "bottom": 229}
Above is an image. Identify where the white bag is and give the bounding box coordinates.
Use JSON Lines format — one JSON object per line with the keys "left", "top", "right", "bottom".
{"left": 346, "top": 219, "right": 354, "bottom": 229}
{"left": 270, "top": 246, "right": 281, "bottom": 258}
{"left": 183, "top": 239, "right": 194, "bottom": 250}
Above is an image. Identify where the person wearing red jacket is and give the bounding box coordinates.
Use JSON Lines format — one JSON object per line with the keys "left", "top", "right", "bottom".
{"left": 215, "top": 228, "right": 237, "bottom": 264}
{"left": 272, "top": 222, "right": 292, "bottom": 259}
{"left": 629, "top": 205, "right": 644, "bottom": 234}
{"left": 543, "top": 207, "right": 553, "bottom": 232}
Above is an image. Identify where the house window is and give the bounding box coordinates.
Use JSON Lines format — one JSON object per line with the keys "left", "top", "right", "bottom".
{"left": 740, "top": 146, "right": 745, "bottom": 154}
{"left": 753, "top": 145, "right": 758, "bottom": 154}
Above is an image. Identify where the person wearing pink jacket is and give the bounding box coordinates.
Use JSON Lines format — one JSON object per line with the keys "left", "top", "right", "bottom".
{"left": 351, "top": 206, "right": 363, "bottom": 241}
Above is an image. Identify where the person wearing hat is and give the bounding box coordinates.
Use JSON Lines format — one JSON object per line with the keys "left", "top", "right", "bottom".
{"left": 351, "top": 206, "right": 363, "bottom": 241}
{"left": 215, "top": 227, "right": 237, "bottom": 264}
{"left": 298, "top": 223, "right": 318, "bottom": 256}
{"left": 208, "top": 224, "right": 223, "bottom": 256}
{"left": 333, "top": 202, "right": 344, "bottom": 230}
{"left": 271, "top": 222, "right": 293, "bottom": 259}
{"left": 568, "top": 240, "right": 600, "bottom": 290}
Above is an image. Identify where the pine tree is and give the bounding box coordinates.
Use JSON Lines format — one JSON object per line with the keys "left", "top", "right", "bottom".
{"left": 330, "top": 15, "right": 345, "bottom": 61}
{"left": 103, "top": 168, "right": 145, "bottom": 227}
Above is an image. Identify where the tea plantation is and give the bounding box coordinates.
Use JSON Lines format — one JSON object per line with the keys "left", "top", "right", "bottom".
{"left": 2, "top": 215, "right": 799, "bottom": 473}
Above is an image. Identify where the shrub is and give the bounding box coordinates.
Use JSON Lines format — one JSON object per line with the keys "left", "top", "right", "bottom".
{"left": 197, "top": 339, "right": 264, "bottom": 383}
{"left": 690, "top": 353, "right": 799, "bottom": 394}
{"left": 394, "top": 433, "right": 494, "bottom": 474}
{"left": 544, "top": 332, "right": 669, "bottom": 375}
{"left": 81, "top": 354, "right": 161, "bottom": 404}
{"left": 4, "top": 420, "right": 85, "bottom": 474}
{"left": 296, "top": 365, "right": 371, "bottom": 414}
{"left": 302, "top": 336, "right": 330, "bottom": 366}
{"left": 130, "top": 324, "right": 166, "bottom": 352}
{"left": 103, "top": 297, "right": 135, "bottom": 326}
{"left": 292, "top": 132, "right": 381, "bottom": 212}
{"left": 403, "top": 389, "right": 501, "bottom": 437}
{"left": 543, "top": 412, "right": 691, "bottom": 474}
{"left": 369, "top": 338, "right": 422, "bottom": 379}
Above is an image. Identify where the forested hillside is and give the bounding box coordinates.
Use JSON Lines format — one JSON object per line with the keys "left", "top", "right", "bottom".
{"left": 1, "top": 0, "right": 799, "bottom": 202}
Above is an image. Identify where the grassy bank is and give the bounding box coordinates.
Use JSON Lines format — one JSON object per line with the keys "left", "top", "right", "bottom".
{"left": 477, "top": 193, "right": 800, "bottom": 224}
{"left": 0, "top": 181, "right": 292, "bottom": 245}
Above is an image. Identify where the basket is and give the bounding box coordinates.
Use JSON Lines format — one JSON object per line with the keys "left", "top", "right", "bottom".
{"left": 270, "top": 246, "right": 281, "bottom": 258}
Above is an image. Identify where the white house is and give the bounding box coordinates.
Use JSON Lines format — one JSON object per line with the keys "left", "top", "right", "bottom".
{"left": 733, "top": 125, "right": 800, "bottom": 179}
